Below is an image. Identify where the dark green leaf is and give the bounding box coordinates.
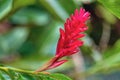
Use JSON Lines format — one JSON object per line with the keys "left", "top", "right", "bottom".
{"left": 0, "top": 27, "right": 29, "bottom": 55}
{"left": 10, "top": 8, "right": 50, "bottom": 26}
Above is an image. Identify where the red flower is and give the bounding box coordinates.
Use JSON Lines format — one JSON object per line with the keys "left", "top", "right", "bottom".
{"left": 55, "top": 8, "right": 90, "bottom": 58}
{"left": 35, "top": 8, "right": 90, "bottom": 73}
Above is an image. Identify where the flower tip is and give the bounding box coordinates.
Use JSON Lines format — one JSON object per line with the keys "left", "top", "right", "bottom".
{"left": 83, "top": 12, "right": 90, "bottom": 18}
{"left": 59, "top": 28, "right": 65, "bottom": 36}
{"left": 75, "top": 9, "right": 79, "bottom": 16}
{"left": 80, "top": 7, "right": 85, "bottom": 13}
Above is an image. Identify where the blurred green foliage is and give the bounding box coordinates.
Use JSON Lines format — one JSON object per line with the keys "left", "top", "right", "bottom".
{"left": 0, "top": 0, "right": 120, "bottom": 80}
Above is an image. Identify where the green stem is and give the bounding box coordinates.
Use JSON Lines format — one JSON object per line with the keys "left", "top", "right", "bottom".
{"left": 35, "top": 56, "right": 58, "bottom": 73}
{"left": 0, "top": 66, "right": 35, "bottom": 75}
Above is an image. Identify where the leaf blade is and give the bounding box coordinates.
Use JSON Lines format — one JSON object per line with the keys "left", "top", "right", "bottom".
{"left": 98, "top": 0, "right": 120, "bottom": 18}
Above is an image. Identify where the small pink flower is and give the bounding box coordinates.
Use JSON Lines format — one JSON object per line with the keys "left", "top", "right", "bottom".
{"left": 35, "top": 8, "right": 90, "bottom": 72}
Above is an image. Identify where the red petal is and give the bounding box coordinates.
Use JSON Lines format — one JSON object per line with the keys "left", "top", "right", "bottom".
{"left": 48, "top": 60, "right": 67, "bottom": 69}
{"left": 68, "top": 40, "right": 83, "bottom": 47}
{"left": 73, "top": 34, "right": 85, "bottom": 40}
{"left": 64, "top": 22, "right": 70, "bottom": 35}
{"left": 79, "top": 8, "right": 85, "bottom": 17}
{"left": 74, "top": 9, "right": 79, "bottom": 17}
{"left": 56, "top": 28, "right": 65, "bottom": 54}
{"left": 64, "top": 48, "right": 79, "bottom": 56}
{"left": 83, "top": 12, "right": 90, "bottom": 18}
{"left": 68, "top": 41, "right": 83, "bottom": 50}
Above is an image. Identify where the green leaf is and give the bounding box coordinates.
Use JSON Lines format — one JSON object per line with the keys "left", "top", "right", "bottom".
{"left": 10, "top": 8, "right": 50, "bottom": 26}
{"left": 0, "top": 0, "right": 12, "bottom": 20}
{"left": 38, "top": 22, "right": 62, "bottom": 55}
{"left": 12, "top": 0, "right": 35, "bottom": 12}
{"left": 57, "top": 0, "right": 77, "bottom": 15}
{"left": 0, "top": 27, "right": 29, "bottom": 56}
{"left": 0, "top": 70, "right": 11, "bottom": 80}
{"left": 0, "top": 0, "right": 35, "bottom": 21}
{"left": 38, "top": 0, "right": 69, "bottom": 21}
{"left": 50, "top": 73, "right": 72, "bottom": 80}
{"left": 0, "top": 66, "right": 72, "bottom": 80}
{"left": 98, "top": 0, "right": 120, "bottom": 19}
{"left": 96, "top": 5, "right": 117, "bottom": 24}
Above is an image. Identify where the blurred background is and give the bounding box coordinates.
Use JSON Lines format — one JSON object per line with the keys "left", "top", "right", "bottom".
{"left": 0, "top": 0, "right": 120, "bottom": 80}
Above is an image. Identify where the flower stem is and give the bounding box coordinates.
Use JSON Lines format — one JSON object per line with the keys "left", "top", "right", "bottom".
{"left": 0, "top": 66, "right": 35, "bottom": 74}
{"left": 34, "top": 56, "right": 58, "bottom": 73}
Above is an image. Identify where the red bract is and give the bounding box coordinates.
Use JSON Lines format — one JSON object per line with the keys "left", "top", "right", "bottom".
{"left": 55, "top": 8, "right": 90, "bottom": 58}
{"left": 35, "top": 8, "right": 90, "bottom": 73}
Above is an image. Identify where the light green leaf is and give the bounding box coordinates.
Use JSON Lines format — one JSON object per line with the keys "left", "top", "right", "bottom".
{"left": 12, "top": 0, "right": 35, "bottom": 12}
{"left": 0, "top": 66, "right": 72, "bottom": 80}
{"left": 0, "top": 0, "right": 35, "bottom": 21}
{"left": 50, "top": 73, "right": 72, "bottom": 80}
{"left": 98, "top": 0, "right": 120, "bottom": 19}
{"left": 0, "top": 0, "right": 12, "bottom": 20}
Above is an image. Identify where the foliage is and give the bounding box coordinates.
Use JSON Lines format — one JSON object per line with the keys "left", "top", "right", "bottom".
{"left": 0, "top": 0, "right": 120, "bottom": 80}
{"left": 98, "top": 0, "right": 120, "bottom": 19}
{"left": 0, "top": 66, "right": 71, "bottom": 80}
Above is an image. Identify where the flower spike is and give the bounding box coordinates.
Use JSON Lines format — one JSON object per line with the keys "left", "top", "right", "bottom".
{"left": 55, "top": 8, "right": 90, "bottom": 58}
{"left": 35, "top": 8, "right": 90, "bottom": 73}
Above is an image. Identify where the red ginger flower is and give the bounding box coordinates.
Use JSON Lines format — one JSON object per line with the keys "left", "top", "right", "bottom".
{"left": 56, "top": 8, "right": 90, "bottom": 58}
{"left": 35, "top": 8, "right": 90, "bottom": 73}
